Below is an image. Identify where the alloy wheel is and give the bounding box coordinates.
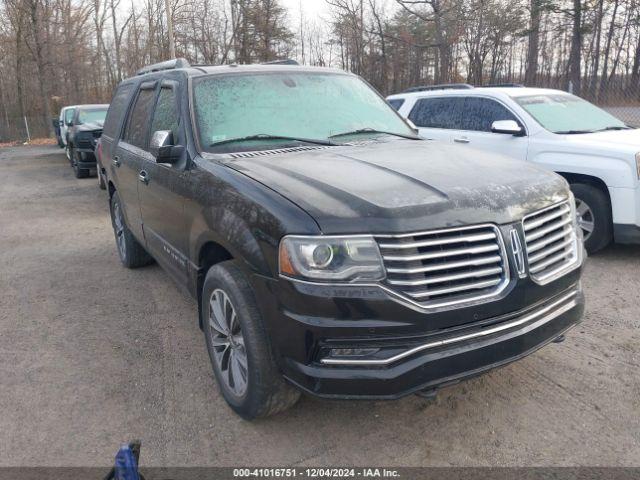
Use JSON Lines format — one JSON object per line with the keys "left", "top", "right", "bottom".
{"left": 208, "top": 288, "right": 248, "bottom": 398}
{"left": 112, "top": 200, "right": 127, "bottom": 259}
{"left": 575, "top": 197, "right": 595, "bottom": 242}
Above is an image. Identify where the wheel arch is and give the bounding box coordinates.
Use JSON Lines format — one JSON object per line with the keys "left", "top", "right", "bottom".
{"left": 556, "top": 172, "right": 612, "bottom": 204}
{"left": 196, "top": 241, "right": 234, "bottom": 329}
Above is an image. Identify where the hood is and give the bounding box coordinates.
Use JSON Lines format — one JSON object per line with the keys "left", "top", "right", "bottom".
{"left": 224, "top": 139, "right": 568, "bottom": 234}
{"left": 564, "top": 128, "right": 640, "bottom": 148}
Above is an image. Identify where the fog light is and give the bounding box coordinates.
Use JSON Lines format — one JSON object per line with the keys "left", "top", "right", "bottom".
{"left": 329, "top": 348, "right": 380, "bottom": 358}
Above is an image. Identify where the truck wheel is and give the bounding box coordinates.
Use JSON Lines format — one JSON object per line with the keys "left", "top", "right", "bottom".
{"left": 65, "top": 143, "right": 73, "bottom": 164}
{"left": 202, "top": 261, "right": 301, "bottom": 419}
{"left": 109, "top": 191, "right": 153, "bottom": 268}
{"left": 570, "top": 183, "right": 612, "bottom": 254}
{"left": 73, "top": 156, "right": 89, "bottom": 179}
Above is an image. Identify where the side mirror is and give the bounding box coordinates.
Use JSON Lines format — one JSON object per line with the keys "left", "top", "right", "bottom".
{"left": 150, "top": 130, "right": 183, "bottom": 165}
{"left": 491, "top": 120, "right": 524, "bottom": 136}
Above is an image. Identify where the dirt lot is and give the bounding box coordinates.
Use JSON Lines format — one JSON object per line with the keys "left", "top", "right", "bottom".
{"left": 0, "top": 145, "right": 639, "bottom": 467}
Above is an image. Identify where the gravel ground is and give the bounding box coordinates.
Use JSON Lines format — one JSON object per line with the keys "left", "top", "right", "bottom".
{"left": 0, "top": 145, "right": 639, "bottom": 467}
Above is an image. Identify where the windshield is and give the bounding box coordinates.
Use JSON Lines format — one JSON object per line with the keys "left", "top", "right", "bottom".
{"left": 77, "top": 108, "right": 107, "bottom": 125}
{"left": 193, "top": 72, "right": 414, "bottom": 152}
{"left": 515, "top": 93, "right": 627, "bottom": 134}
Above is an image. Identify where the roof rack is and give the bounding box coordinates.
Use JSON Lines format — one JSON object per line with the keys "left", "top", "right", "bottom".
{"left": 262, "top": 59, "right": 299, "bottom": 65}
{"left": 403, "top": 84, "right": 474, "bottom": 93}
{"left": 482, "top": 83, "right": 525, "bottom": 88}
{"left": 136, "top": 58, "right": 191, "bottom": 76}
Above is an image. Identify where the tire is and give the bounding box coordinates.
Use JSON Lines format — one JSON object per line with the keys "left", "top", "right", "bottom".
{"left": 65, "top": 143, "right": 73, "bottom": 165}
{"left": 109, "top": 191, "right": 153, "bottom": 268}
{"left": 570, "top": 183, "right": 612, "bottom": 254}
{"left": 97, "top": 168, "right": 107, "bottom": 190}
{"left": 71, "top": 147, "right": 89, "bottom": 179}
{"left": 202, "top": 261, "right": 300, "bottom": 419}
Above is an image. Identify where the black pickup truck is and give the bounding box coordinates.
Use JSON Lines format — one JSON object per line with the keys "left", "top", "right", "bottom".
{"left": 65, "top": 104, "right": 109, "bottom": 178}
{"left": 100, "top": 59, "right": 585, "bottom": 419}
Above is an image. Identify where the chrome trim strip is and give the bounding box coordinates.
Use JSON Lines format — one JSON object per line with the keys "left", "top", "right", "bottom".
{"left": 382, "top": 243, "right": 499, "bottom": 262}
{"left": 320, "top": 289, "right": 579, "bottom": 366}
{"left": 387, "top": 266, "right": 503, "bottom": 287}
{"left": 385, "top": 254, "right": 502, "bottom": 275}
{"left": 522, "top": 199, "right": 582, "bottom": 286}
{"left": 378, "top": 231, "right": 496, "bottom": 250}
{"left": 408, "top": 277, "right": 502, "bottom": 298}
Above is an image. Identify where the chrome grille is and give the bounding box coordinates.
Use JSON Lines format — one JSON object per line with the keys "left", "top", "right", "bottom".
{"left": 376, "top": 225, "right": 509, "bottom": 309}
{"left": 523, "top": 201, "right": 579, "bottom": 284}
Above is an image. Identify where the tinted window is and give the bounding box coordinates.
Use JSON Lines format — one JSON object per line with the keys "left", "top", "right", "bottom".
{"left": 150, "top": 87, "right": 179, "bottom": 141}
{"left": 388, "top": 99, "right": 405, "bottom": 111}
{"left": 408, "top": 98, "right": 463, "bottom": 129}
{"left": 103, "top": 84, "right": 134, "bottom": 138}
{"left": 64, "top": 108, "right": 75, "bottom": 124}
{"left": 124, "top": 87, "right": 156, "bottom": 148}
{"left": 461, "top": 97, "right": 518, "bottom": 132}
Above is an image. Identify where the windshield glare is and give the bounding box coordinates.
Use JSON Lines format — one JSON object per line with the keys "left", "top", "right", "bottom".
{"left": 515, "top": 93, "right": 626, "bottom": 133}
{"left": 78, "top": 109, "right": 107, "bottom": 125}
{"left": 193, "top": 72, "right": 414, "bottom": 152}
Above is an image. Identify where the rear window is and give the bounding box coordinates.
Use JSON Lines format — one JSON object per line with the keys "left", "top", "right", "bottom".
{"left": 408, "top": 97, "right": 463, "bottom": 129}
{"left": 124, "top": 88, "right": 156, "bottom": 148}
{"left": 103, "top": 84, "right": 134, "bottom": 138}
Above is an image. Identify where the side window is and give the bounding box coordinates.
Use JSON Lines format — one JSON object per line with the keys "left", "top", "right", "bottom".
{"left": 408, "top": 98, "right": 463, "bottom": 129}
{"left": 64, "top": 109, "right": 75, "bottom": 125}
{"left": 124, "top": 87, "right": 156, "bottom": 148}
{"left": 461, "top": 97, "right": 519, "bottom": 132}
{"left": 388, "top": 99, "right": 405, "bottom": 111}
{"left": 150, "top": 87, "right": 179, "bottom": 142}
{"left": 103, "top": 83, "right": 134, "bottom": 138}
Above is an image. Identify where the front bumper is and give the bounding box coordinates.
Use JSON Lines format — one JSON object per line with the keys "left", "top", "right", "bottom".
{"left": 251, "top": 260, "right": 584, "bottom": 399}
{"left": 285, "top": 285, "right": 583, "bottom": 398}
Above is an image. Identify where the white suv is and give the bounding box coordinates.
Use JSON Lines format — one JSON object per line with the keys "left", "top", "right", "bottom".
{"left": 388, "top": 85, "right": 640, "bottom": 253}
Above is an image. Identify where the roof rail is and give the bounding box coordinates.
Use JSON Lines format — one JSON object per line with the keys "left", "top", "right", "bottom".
{"left": 136, "top": 58, "right": 191, "bottom": 76}
{"left": 262, "top": 59, "right": 299, "bottom": 65}
{"left": 482, "top": 83, "right": 525, "bottom": 88}
{"left": 403, "top": 84, "right": 474, "bottom": 93}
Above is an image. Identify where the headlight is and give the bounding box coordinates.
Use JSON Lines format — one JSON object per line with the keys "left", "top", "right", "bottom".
{"left": 279, "top": 235, "right": 385, "bottom": 282}
{"left": 635, "top": 152, "right": 640, "bottom": 179}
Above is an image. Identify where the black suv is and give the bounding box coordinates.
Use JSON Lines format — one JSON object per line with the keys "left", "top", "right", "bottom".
{"left": 101, "top": 59, "right": 585, "bottom": 419}
{"left": 65, "top": 104, "right": 109, "bottom": 178}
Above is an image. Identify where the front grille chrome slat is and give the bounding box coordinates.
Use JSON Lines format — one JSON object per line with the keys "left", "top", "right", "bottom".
{"left": 382, "top": 243, "right": 499, "bottom": 262}
{"left": 378, "top": 232, "right": 496, "bottom": 250}
{"left": 385, "top": 254, "right": 502, "bottom": 275}
{"left": 376, "top": 224, "right": 509, "bottom": 309}
{"left": 387, "top": 266, "right": 503, "bottom": 287}
{"left": 523, "top": 201, "right": 579, "bottom": 284}
{"left": 408, "top": 277, "right": 503, "bottom": 299}
{"left": 525, "top": 216, "right": 572, "bottom": 242}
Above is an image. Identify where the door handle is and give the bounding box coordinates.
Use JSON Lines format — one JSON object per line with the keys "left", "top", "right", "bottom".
{"left": 112, "top": 155, "right": 121, "bottom": 167}
{"left": 454, "top": 137, "right": 470, "bottom": 144}
{"left": 138, "top": 170, "right": 149, "bottom": 185}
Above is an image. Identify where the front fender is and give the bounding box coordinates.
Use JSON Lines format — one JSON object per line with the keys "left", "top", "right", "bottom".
{"left": 531, "top": 151, "right": 636, "bottom": 188}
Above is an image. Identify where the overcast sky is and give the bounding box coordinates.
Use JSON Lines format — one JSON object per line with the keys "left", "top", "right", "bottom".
{"left": 281, "top": 0, "right": 332, "bottom": 22}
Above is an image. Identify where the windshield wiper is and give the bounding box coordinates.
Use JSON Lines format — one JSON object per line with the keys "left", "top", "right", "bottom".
{"left": 555, "top": 129, "right": 595, "bottom": 135}
{"left": 210, "top": 134, "right": 339, "bottom": 148}
{"left": 593, "top": 125, "right": 633, "bottom": 132}
{"left": 328, "top": 128, "right": 420, "bottom": 140}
